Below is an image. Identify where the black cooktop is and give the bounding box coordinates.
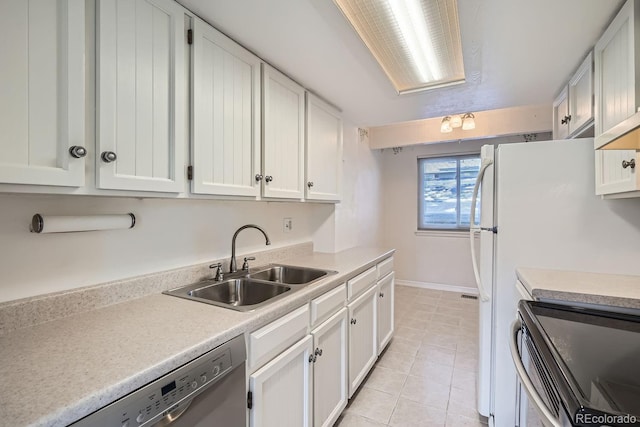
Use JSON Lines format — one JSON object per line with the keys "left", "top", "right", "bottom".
{"left": 520, "top": 301, "right": 640, "bottom": 425}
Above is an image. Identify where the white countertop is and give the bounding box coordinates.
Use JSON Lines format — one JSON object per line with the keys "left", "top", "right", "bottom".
{"left": 0, "top": 246, "right": 394, "bottom": 427}
{"left": 517, "top": 267, "right": 640, "bottom": 309}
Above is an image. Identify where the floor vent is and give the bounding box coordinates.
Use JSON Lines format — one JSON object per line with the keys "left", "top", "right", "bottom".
{"left": 461, "top": 294, "right": 478, "bottom": 300}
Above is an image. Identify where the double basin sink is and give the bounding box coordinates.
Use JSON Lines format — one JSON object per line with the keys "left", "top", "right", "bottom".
{"left": 164, "top": 265, "right": 336, "bottom": 312}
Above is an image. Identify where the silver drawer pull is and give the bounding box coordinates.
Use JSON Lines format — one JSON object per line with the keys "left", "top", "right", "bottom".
{"left": 622, "top": 159, "right": 636, "bottom": 169}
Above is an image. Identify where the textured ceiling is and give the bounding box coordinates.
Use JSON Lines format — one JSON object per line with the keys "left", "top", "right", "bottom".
{"left": 178, "top": 0, "right": 623, "bottom": 127}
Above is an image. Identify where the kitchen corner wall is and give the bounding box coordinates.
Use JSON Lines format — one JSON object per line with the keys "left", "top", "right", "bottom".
{"left": 0, "top": 122, "right": 381, "bottom": 304}
{"left": 313, "top": 124, "right": 383, "bottom": 253}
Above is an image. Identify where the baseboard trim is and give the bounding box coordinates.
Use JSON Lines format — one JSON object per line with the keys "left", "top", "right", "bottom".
{"left": 395, "top": 279, "right": 479, "bottom": 295}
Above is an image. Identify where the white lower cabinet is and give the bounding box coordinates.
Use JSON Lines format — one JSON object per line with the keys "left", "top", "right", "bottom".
{"left": 347, "top": 285, "right": 378, "bottom": 397}
{"left": 311, "top": 308, "right": 348, "bottom": 427}
{"left": 249, "top": 335, "right": 313, "bottom": 427}
{"left": 377, "top": 272, "right": 394, "bottom": 355}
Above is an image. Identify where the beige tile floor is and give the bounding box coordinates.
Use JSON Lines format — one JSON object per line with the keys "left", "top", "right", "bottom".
{"left": 336, "top": 285, "right": 486, "bottom": 427}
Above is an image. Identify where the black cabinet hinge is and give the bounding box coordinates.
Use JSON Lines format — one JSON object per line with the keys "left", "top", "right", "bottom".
{"left": 247, "top": 391, "right": 253, "bottom": 409}
{"left": 187, "top": 29, "right": 193, "bottom": 45}
{"left": 187, "top": 165, "right": 193, "bottom": 180}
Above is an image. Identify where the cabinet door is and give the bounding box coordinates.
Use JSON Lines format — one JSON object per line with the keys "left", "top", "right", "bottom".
{"left": 312, "top": 308, "right": 348, "bottom": 427}
{"left": 568, "top": 52, "right": 594, "bottom": 136}
{"left": 347, "top": 285, "right": 377, "bottom": 397}
{"left": 249, "top": 335, "right": 313, "bottom": 427}
{"left": 97, "top": 0, "right": 185, "bottom": 192}
{"left": 262, "top": 64, "right": 305, "bottom": 199}
{"left": 305, "top": 93, "right": 342, "bottom": 201}
{"left": 594, "top": 0, "right": 640, "bottom": 137}
{"left": 377, "top": 272, "right": 394, "bottom": 355}
{"left": 191, "top": 18, "right": 261, "bottom": 197}
{"left": 0, "top": 0, "right": 85, "bottom": 187}
{"left": 595, "top": 150, "right": 640, "bottom": 195}
{"left": 552, "top": 87, "right": 569, "bottom": 140}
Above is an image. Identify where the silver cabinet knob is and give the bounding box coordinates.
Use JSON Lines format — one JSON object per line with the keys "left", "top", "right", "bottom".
{"left": 350, "top": 318, "right": 357, "bottom": 325}
{"left": 622, "top": 159, "right": 636, "bottom": 169}
{"left": 307, "top": 181, "right": 314, "bottom": 188}
{"left": 315, "top": 348, "right": 323, "bottom": 357}
{"left": 101, "top": 151, "right": 117, "bottom": 163}
{"left": 69, "top": 146, "right": 87, "bottom": 158}
{"left": 379, "top": 292, "right": 384, "bottom": 298}
{"left": 308, "top": 354, "right": 316, "bottom": 363}
{"left": 255, "top": 174, "right": 263, "bottom": 182}
{"left": 265, "top": 176, "right": 273, "bottom": 183}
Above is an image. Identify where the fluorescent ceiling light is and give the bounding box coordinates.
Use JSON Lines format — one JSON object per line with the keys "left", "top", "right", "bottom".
{"left": 334, "top": 0, "right": 465, "bottom": 94}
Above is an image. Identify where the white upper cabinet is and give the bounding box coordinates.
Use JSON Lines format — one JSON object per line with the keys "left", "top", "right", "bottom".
{"left": 261, "top": 64, "right": 305, "bottom": 199}
{"left": 594, "top": 0, "right": 640, "bottom": 196}
{"left": 552, "top": 52, "right": 594, "bottom": 140}
{"left": 0, "top": 0, "right": 86, "bottom": 187}
{"left": 190, "top": 18, "right": 261, "bottom": 197}
{"left": 552, "top": 87, "right": 570, "bottom": 140}
{"left": 594, "top": 0, "right": 640, "bottom": 137}
{"left": 305, "top": 93, "right": 343, "bottom": 201}
{"left": 568, "top": 52, "right": 594, "bottom": 136}
{"left": 97, "top": 0, "right": 185, "bottom": 193}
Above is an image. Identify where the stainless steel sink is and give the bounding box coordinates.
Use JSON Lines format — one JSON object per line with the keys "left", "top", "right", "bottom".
{"left": 164, "top": 278, "right": 291, "bottom": 312}
{"left": 164, "top": 265, "right": 336, "bottom": 311}
{"left": 248, "top": 265, "right": 334, "bottom": 285}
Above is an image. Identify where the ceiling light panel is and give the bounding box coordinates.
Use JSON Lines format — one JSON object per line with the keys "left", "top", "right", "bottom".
{"left": 334, "top": 0, "right": 465, "bottom": 94}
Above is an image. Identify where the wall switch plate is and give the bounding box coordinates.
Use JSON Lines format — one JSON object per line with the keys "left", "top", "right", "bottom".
{"left": 283, "top": 218, "right": 292, "bottom": 233}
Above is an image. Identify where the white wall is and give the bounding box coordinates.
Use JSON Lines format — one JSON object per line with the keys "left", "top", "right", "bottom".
{"left": 313, "top": 123, "right": 383, "bottom": 253}
{"left": 380, "top": 134, "right": 548, "bottom": 289}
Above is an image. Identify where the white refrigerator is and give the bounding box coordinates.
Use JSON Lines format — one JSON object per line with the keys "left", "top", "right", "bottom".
{"left": 469, "top": 138, "right": 640, "bottom": 427}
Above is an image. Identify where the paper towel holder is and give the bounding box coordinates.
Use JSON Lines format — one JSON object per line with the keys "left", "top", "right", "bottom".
{"left": 30, "top": 213, "right": 136, "bottom": 234}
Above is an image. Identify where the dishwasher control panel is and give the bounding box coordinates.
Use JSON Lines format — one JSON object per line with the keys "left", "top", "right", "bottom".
{"left": 70, "top": 335, "right": 245, "bottom": 427}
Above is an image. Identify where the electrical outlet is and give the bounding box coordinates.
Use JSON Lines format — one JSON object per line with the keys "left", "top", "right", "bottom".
{"left": 283, "top": 218, "right": 292, "bottom": 233}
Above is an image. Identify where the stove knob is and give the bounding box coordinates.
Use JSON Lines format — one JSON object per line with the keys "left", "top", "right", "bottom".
{"left": 212, "top": 365, "right": 220, "bottom": 376}
{"left": 191, "top": 381, "right": 197, "bottom": 389}
{"left": 200, "top": 375, "right": 207, "bottom": 383}
{"left": 136, "top": 412, "right": 145, "bottom": 423}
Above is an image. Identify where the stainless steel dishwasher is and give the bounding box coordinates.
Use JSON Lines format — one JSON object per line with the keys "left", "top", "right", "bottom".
{"left": 71, "top": 335, "right": 246, "bottom": 427}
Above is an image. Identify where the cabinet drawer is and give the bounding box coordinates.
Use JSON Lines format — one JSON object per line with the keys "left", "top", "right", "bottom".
{"left": 249, "top": 304, "right": 309, "bottom": 371}
{"left": 377, "top": 257, "right": 394, "bottom": 280}
{"left": 347, "top": 267, "right": 377, "bottom": 301}
{"left": 310, "top": 284, "right": 346, "bottom": 327}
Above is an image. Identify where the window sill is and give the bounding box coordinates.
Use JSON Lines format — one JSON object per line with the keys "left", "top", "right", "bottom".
{"left": 415, "top": 230, "right": 476, "bottom": 238}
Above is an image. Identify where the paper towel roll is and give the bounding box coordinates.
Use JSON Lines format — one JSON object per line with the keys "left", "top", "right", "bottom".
{"left": 30, "top": 213, "right": 136, "bottom": 234}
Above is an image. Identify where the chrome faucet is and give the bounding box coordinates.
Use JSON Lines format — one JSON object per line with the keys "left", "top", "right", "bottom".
{"left": 230, "top": 224, "right": 271, "bottom": 273}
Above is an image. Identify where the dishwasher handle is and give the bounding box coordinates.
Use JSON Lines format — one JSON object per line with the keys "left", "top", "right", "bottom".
{"left": 154, "top": 398, "right": 193, "bottom": 427}
{"left": 510, "top": 319, "right": 561, "bottom": 427}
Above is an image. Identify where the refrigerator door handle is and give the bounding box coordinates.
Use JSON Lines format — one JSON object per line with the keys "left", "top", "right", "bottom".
{"left": 470, "top": 158, "right": 493, "bottom": 302}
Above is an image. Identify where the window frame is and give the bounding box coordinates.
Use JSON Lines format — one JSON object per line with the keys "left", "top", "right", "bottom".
{"left": 417, "top": 153, "right": 481, "bottom": 232}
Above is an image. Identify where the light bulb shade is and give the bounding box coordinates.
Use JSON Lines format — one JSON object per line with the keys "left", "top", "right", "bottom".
{"left": 462, "top": 113, "right": 475, "bottom": 130}
{"left": 440, "top": 116, "right": 452, "bottom": 133}
{"left": 450, "top": 115, "right": 462, "bottom": 128}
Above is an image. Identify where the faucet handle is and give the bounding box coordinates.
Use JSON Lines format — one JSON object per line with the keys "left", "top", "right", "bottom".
{"left": 242, "top": 257, "right": 256, "bottom": 271}
{"left": 209, "top": 263, "right": 224, "bottom": 281}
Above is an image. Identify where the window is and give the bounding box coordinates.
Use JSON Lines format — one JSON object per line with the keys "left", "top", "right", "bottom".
{"left": 418, "top": 154, "right": 481, "bottom": 230}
